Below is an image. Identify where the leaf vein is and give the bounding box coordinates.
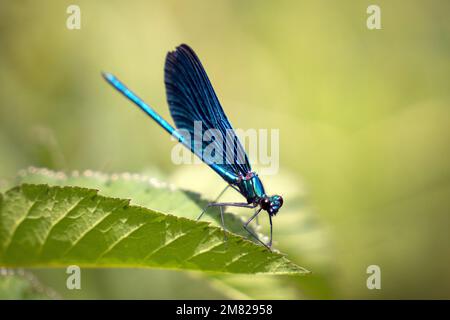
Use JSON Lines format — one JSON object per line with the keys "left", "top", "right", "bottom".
{"left": 37, "top": 194, "right": 92, "bottom": 257}
{"left": 96, "top": 221, "right": 149, "bottom": 261}
{"left": 3, "top": 192, "right": 41, "bottom": 253}
{"left": 143, "top": 231, "right": 192, "bottom": 261}
{"left": 186, "top": 240, "right": 224, "bottom": 261}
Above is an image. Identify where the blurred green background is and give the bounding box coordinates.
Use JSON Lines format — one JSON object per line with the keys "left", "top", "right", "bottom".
{"left": 0, "top": 0, "right": 449, "bottom": 299}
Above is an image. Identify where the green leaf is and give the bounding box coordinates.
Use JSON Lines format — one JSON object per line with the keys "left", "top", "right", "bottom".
{"left": 14, "top": 168, "right": 264, "bottom": 242}
{"left": 0, "top": 184, "right": 308, "bottom": 275}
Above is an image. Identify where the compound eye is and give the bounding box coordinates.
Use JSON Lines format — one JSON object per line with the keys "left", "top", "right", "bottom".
{"left": 268, "top": 206, "right": 279, "bottom": 216}
{"left": 271, "top": 195, "right": 283, "bottom": 207}
{"left": 261, "top": 197, "right": 270, "bottom": 210}
{"left": 278, "top": 196, "right": 284, "bottom": 207}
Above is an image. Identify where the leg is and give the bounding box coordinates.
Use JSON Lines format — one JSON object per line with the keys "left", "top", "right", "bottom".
{"left": 198, "top": 201, "right": 256, "bottom": 220}
{"left": 207, "top": 202, "right": 256, "bottom": 208}
{"left": 197, "top": 201, "right": 256, "bottom": 242}
{"left": 200, "top": 201, "right": 254, "bottom": 245}
{"left": 197, "top": 198, "right": 257, "bottom": 221}
{"left": 268, "top": 214, "right": 273, "bottom": 248}
{"left": 197, "top": 184, "right": 231, "bottom": 221}
{"left": 219, "top": 206, "right": 227, "bottom": 241}
{"left": 243, "top": 208, "right": 271, "bottom": 250}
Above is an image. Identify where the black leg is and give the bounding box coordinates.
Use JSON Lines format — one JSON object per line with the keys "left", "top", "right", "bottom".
{"left": 197, "top": 201, "right": 256, "bottom": 243}
{"left": 197, "top": 184, "right": 231, "bottom": 221}
{"left": 219, "top": 206, "right": 227, "bottom": 241}
{"left": 197, "top": 200, "right": 257, "bottom": 221}
{"left": 255, "top": 207, "right": 260, "bottom": 226}
{"left": 243, "top": 208, "right": 271, "bottom": 250}
{"left": 268, "top": 214, "right": 273, "bottom": 248}
{"left": 207, "top": 202, "right": 256, "bottom": 208}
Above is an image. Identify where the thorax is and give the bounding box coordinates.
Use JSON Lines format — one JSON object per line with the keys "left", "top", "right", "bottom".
{"left": 236, "top": 172, "right": 266, "bottom": 203}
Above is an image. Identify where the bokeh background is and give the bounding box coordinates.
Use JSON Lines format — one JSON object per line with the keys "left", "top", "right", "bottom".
{"left": 0, "top": 0, "right": 449, "bottom": 299}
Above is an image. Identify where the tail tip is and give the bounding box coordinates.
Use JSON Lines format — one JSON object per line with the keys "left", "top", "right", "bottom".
{"left": 101, "top": 71, "right": 114, "bottom": 82}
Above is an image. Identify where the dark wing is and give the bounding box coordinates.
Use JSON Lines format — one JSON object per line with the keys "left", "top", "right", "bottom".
{"left": 164, "top": 44, "right": 252, "bottom": 181}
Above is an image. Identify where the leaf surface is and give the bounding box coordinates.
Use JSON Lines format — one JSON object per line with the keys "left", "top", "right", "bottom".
{"left": 0, "top": 184, "right": 308, "bottom": 275}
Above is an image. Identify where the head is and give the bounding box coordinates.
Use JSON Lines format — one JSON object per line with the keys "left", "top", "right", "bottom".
{"left": 260, "top": 195, "right": 284, "bottom": 216}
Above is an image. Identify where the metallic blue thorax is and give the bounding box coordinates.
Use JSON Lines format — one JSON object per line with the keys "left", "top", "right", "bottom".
{"left": 237, "top": 173, "right": 266, "bottom": 204}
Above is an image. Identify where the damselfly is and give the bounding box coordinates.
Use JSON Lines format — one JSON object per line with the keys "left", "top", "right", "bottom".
{"left": 103, "top": 44, "right": 283, "bottom": 249}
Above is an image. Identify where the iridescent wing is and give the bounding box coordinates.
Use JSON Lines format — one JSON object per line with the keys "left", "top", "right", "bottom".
{"left": 165, "top": 44, "right": 252, "bottom": 182}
